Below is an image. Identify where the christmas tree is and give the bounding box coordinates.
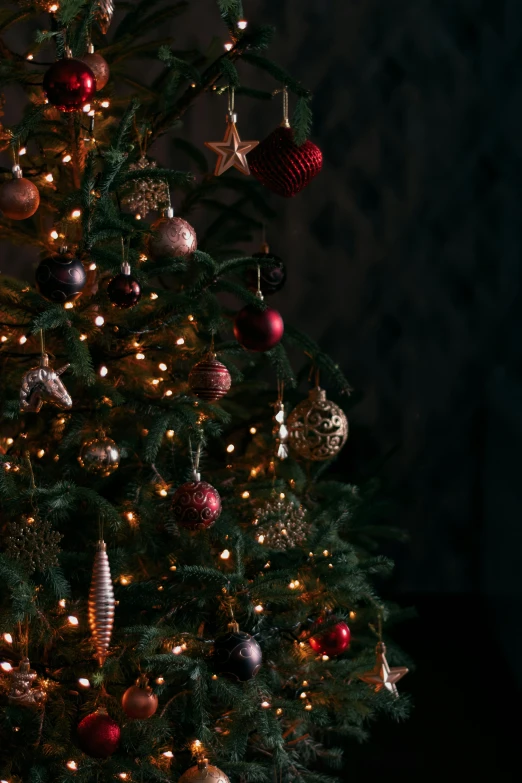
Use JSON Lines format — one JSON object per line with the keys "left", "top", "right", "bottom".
{"left": 0, "top": 1, "right": 411, "bottom": 781}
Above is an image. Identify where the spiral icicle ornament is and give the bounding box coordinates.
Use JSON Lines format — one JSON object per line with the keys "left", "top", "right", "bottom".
{"left": 88, "top": 540, "right": 115, "bottom": 666}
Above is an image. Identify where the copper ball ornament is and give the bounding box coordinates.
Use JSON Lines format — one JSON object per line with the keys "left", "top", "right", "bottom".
{"left": 122, "top": 680, "right": 159, "bottom": 720}
{"left": 179, "top": 761, "right": 230, "bottom": 783}
{"left": 43, "top": 56, "right": 96, "bottom": 112}
{"left": 234, "top": 302, "right": 284, "bottom": 352}
{"left": 107, "top": 262, "right": 141, "bottom": 308}
{"left": 287, "top": 386, "right": 348, "bottom": 461}
{"left": 248, "top": 126, "right": 323, "bottom": 198}
{"left": 77, "top": 709, "right": 120, "bottom": 758}
{"left": 79, "top": 436, "right": 120, "bottom": 477}
{"left": 79, "top": 45, "right": 110, "bottom": 91}
{"left": 211, "top": 622, "right": 262, "bottom": 682}
{"left": 188, "top": 354, "right": 231, "bottom": 402}
{"left": 0, "top": 167, "right": 39, "bottom": 220}
{"left": 171, "top": 475, "right": 221, "bottom": 530}
{"left": 35, "top": 251, "right": 86, "bottom": 303}
{"left": 309, "top": 618, "right": 351, "bottom": 657}
{"left": 148, "top": 207, "right": 197, "bottom": 260}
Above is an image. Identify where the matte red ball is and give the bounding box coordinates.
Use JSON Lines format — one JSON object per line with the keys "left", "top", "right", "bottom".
{"left": 77, "top": 711, "right": 120, "bottom": 758}
{"left": 309, "top": 619, "right": 351, "bottom": 657}
{"left": 107, "top": 271, "right": 141, "bottom": 308}
{"left": 248, "top": 126, "right": 322, "bottom": 198}
{"left": 43, "top": 58, "right": 96, "bottom": 112}
{"left": 171, "top": 479, "right": 221, "bottom": 530}
{"left": 234, "top": 304, "right": 284, "bottom": 352}
{"left": 122, "top": 684, "right": 159, "bottom": 719}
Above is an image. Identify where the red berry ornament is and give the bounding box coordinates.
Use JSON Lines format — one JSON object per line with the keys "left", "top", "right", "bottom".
{"left": 249, "top": 126, "right": 322, "bottom": 198}
{"left": 43, "top": 56, "right": 96, "bottom": 112}
{"left": 77, "top": 709, "right": 120, "bottom": 758}
{"left": 234, "top": 302, "right": 284, "bottom": 352}
{"left": 171, "top": 474, "right": 221, "bottom": 530}
{"left": 189, "top": 354, "right": 231, "bottom": 402}
{"left": 309, "top": 618, "right": 351, "bottom": 657}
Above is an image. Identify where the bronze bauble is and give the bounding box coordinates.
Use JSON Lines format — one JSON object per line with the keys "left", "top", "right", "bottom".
{"left": 80, "top": 51, "right": 110, "bottom": 90}
{"left": 122, "top": 680, "right": 159, "bottom": 719}
{"left": 79, "top": 435, "right": 120, "bottom": 477}
{"left": 179, "top": 760, "right": 230, "bottom": 783}
{"left": 287, "top": 386, "right": 348, "bottom": 461}
{"left": 0, "top": 174, "right": 39, "bottom": 220}
{"left": 148, "top": 208, "right": 197, "bottom": 260}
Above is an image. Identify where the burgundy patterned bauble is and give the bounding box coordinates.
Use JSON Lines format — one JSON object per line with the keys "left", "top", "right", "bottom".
{"left": 148, "top": 207, "right": 197, "bottom": 260}
{"left": 211, "top": 621, "right": 262, "bottom": 682}
{"left": 77, "top": 709, "right": 120, "bottom": 758}
{"left": 107, "top": 263, "right": 141, "bottom": 308}
{"left": 246, "top": 246, "right": 286, "bottom": 296}
{"left": 309, "top": 618, "right": 351, "bottom": 657}
{"left": 122, "top": 679, "right": 159, "bottom": 719}
{"left": 0, "top": 166, "right": 39, "bottom": 220}
{"left": 35, "top": 251, "right": 86, "bottom": 303}
{"left": 234, "top": 302, "right": 284, "bottom": 352}
{"left": 171, "top": 475, "right": 221, "bottom": 530}
{"left": 188, "top": 354, "right": 231, "bottom": 402}
{"left": 43, "top": 57, "right": 96, "bottom": 112}
{"left": 249, "top": 126, "right": 322, "bottom": 198}
{"left": 79, "top": 45, "right": 110, "bottom": 91}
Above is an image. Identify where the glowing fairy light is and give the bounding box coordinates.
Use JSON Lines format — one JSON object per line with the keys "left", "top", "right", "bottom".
{"left": 224, "top": 42, "right": 233, "bottom": 51}
{"left": 45, "top": 173, "right": 53, "bottom": 182}
{"left": 19, "top": 147, "right": 27, "bottom": 156}
{"left": 3, "top": 633, "right": 13, "bottom": 644}
{"left": 158, "top": 362, "right": 167, "bottom": 371}
{"left": 254, "top": 604, "right": 263, "bottom": 613}
{"left": 37, "top": 449, "right": 45, "bottom": 458}
{"left": 257, "top": 535, "right": 265, "bottom": 544}
{"left": 226, "top": 444, "right": 234, "bottom": 453}
{"left": 172, "top": 646, "right": 183, "bottom": 655}
{"left": 162, "top": 751, "right": 174, "bottom": 759}
{"left": 19, "top": 335, "right": 27, "bottom": 345}
{"left": 261, "top": 700, "right": 270, "bottom": 709}
{"left": 0, "top": 662, "right": 12, "bottom": 672}
{"left": 101, "top": 100, "right": 110, "bottom": 108}
{"left": 250, "top": 427, "right": 257, "bottom": 434}
{"left": 82, "top": 104, "right": 91, "bottom": 113}
{"left": 64, "top": 302, "right": 74, "bottom": 309}
{"left": 94, "top": 315, "right": 104, "bottom": 326}
{"left": 166, "top": 430, "right": 174, "bottom": 438}
{"left": 26, "top": 53, "right": 34, "bottom": 60}
{"left": 50, "top": 229, "right": 59, "bottom": 239}
{"left": 89, "top": 263, "right": 96, "bottom": 271}
{"left": 220, "top": 550, "right": 230, "bottom": 560}
{"left": 99, "top": 366, "right": 108, "bottom": 377}
{"left": 150, "top": 292, "right": 158, "bottom": 300}
{"left": 66, "top": 760, "right": 77, "bottom": 771}
{"left": 79, "top": 333, "right": 87, "bottom": 341}
{"left": 176, "top": 337, "right": 184, "bottom": 345}
{"left": 165, "top": 390, "right": 173, "bottom": 397}
{"left": 58, "top": 599, "right": 66, "bottom": 608}
{"left": 67, "top": 615, "right": 79, "bottom": 626}
{"left": 136, "top": 352, "right": 145, "bottom": 360}
{"left": 237, "top": 19, "right": 248, "bottom": 29}
{"left": 71, "top": 209, "right": 81, "bottom": 219}
{"left": 62, "top": 154, "right": 72, "bottom": 163}
{"left": 242, "top": 491, "right": 250, "bottom": 499}
{"left": 78, "top": 678, "right": 90, "bottom": 688}
{"left": 156, "top": 676, "right": 164, "bottom": 684}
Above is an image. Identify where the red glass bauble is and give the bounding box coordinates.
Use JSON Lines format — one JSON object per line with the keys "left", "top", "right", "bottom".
{"left": 122, "top": 683, "right": 159, "bottom": 719}
{"left": 77, "top": 710, "right": 120, "bottom": 758}
{"left": 171, "top": 478, "right": 221, "bottom": 530}
{"left": 0, "top": 176, "right": 39, "bottom": 220}
{"left": 234, "top": 303, "right": 284, "bottom": 352}
{"left": 188, "top": 355, "right": 231, "bottom": 402}
{"left": 248, "top": 126, "right": 322, "bottom": 197}
{"left": 309, "top": 619, "right": 351, "bottom": 657}
{"left": 43, "top": 58, "right": 96, "bottom": 112}
{"left": 79, "top": 51, "right": 110, "bottom": 91}
{"left": 107, "top": 270, "right": 141, "bottom": 308}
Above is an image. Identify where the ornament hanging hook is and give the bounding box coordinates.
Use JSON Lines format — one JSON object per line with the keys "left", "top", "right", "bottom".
{"left": 273, "top": 86, "right": 290, "bottom": 128}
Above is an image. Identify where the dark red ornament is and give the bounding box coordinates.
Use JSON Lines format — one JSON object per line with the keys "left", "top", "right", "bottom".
{"left": 171, "top": 474, "right": 221, "bottom": 530}
{"left": 107, "top": 262, "right": 141, "bottom": 308}
{"left": 188, "top": 354, "right": 231, "bottom": 402}
{"left": 122, "top": 679, "right": 159, "bottom": 719}
{"left": 309, "top": 618, "right": 351, "bottom": 657}
{"left": 35, "top": 250, "right": 86, "bottom": 303}
{"left": 234, "top": 301, "right": 284, "bottom": 352}
{"left": 77, "top": 709, "right": 120, "bottom": 758}
{"left": 249, "top": 126, "right": 322, "bottom": 198}
{"left": 246, "top": 243, "right": 286, "bottom": 296}
{"left": 43, "top": 56, "right": 96, "bottom": 112}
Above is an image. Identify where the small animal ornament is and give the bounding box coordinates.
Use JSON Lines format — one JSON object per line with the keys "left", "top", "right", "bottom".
{"left": 20, "top": 353, "right": 72, "bottom": 413}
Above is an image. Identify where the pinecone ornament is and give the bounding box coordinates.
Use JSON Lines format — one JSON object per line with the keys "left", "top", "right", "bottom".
{"left": 4, "top": 516, "right": 62, "bottom": 573}
{"left": 122, "top": 156, "right": 169, "bottom": 219}
{"left": 253, "top": 495, "right": 310, "bottom": 551}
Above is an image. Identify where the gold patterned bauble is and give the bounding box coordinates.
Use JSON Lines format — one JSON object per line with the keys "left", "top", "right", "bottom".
{"left": 4, "top": 516, "right": 62, "bottom": 573}
{"left": 121, "top": 156, "right": 169, "bottom": 219}
{"left": 287, "top": 386, "right": 348, "bottom": 461}
{"left": 148, "top": 207, "right": 197, "bottom": 260}
{"left": 0, "top": 165, "right": 39, "bottom": 220}
{"left": 179, "top": 759, "right": 230, "bottom": 783}
{"left": 358, "top": 641, "right": 409, "bottom": 698}
{"left": 8, "top": 658, "right": 45, "bottom": 708}
{"left": 96, "top": 0, "right": 114, "bottom": 34}
{"left": 253, "top": 495, "right": 310, "bottom": 551}
{"left": 88, "top": 540, "right": 115, "bottom": 666}
{"left": 78, "top": 435, "right": 120, "bottom": 477}
{"left": 79, "top": 45, "right": 110, "bottom": 91}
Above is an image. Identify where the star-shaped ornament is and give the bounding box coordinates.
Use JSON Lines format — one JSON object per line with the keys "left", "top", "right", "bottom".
{"left": 205, "top": 120, "right": 259, "bottom": 176}
{"left": 358, "top": 642, "right": 408, "bottom": 698}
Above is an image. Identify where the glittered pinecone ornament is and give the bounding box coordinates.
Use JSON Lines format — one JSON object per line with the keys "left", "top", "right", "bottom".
{"left": 107, "top": 261, "right": 141, "bottom": 308}
{"left": 179, "top": 759, "right": 230, "bottom": 783}
{"left": 77, "top": 708, "right": 120, "bottom": 758}
{"left": 171, "top": 472, "right": 221, "bottom": 530}
{"left": 0, "top": 164, "right": 39, "bottom": 220}
{"left": 211, "top": 621, "right": 262, "bottom": 682}
{"left": 43, "top": 51, "right": 96, "bottom": 112}
{"left": 249, "top": 126, "right": 322, "bottom": 198}
{"left": 188, "top": 353, "right": 231, "bottom": 402}
{"left": 148, "top": 207, "right": 197, "bottom": 260}
{"left": 309, "top": 617, "right": 351, "bottom": 657}
{"left": 8, "top": 657, "right": 45, "bottom": 708}
{"left": 246, "top": 242, "right": 286, "bottom": 296}
{"left": 88, "top": 540, "right": 115, "bottom": 666}
{"left": 121, "top": 156, "right": 169, "bottom": 219}
{"left": 122, "top": 676, "right": 159, "bottom": 719}
{"left": 79, "top": 435, "right": 120, "bottom": 477}
{"left": 253, "top": 495, "right": 310, "bottom": 551}
{"left": 287, "top": 386, "right": 348, "bottom": 461}
{"left": 79, "top": 43, "right": 110, "bottom": 91}
{"left": 35, "top": 248, "right": 86, "bottom": 304}
{"left": 96, "top": 0, "right": 114, "bottom": 34}
{"left": 20, "top": 353, "right": 72, "bottom": 413}
{"left": 4, "top": 516, "right": 62, "bottom": 573}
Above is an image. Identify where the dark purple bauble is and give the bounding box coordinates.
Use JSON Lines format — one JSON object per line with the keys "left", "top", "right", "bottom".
{"left": 43, "top": 58, "right": 96, "bottom": 112}
{"left": 171, "top": 479, "right": 221, "bottom": 530}
{"left": 212, "top": 625, "right": 262, "bottom": 682}
{"left": 234, "top": 303, "right": 284, "bottom": 352}
{"left": 107, "top": 271, "right": 141, "bottom": 308}
{"left": 247, "top": 251, "right": 286, "bottom": 296}
{"left": 35, "top": 254, "right": 86, "bottom": 303}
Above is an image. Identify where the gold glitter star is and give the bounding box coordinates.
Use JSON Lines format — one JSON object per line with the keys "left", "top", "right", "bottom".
{"left": 205, "top": 122, "right": 259, "bottom": 176}
{"left": 358, "top": 642, "right": 408, "bottom": 698}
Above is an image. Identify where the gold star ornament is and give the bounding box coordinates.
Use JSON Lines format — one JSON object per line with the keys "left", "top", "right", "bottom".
{"left": 205, "top": 119, "right": 259, "bottom": 177}
{"left": 358, "top": 641, "right": 408, "bottom": 698}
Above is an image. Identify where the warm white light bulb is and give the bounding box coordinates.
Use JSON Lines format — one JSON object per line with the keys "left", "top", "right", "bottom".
{"left": 226, "top": 444, "right": 234, "bottom": 453}
{"left": 95, "top": 315, "right": 105, "bottom": 326}
{"left": 99, "top": 366, "right": 108, "bottom": 377}
{"left": 67, "top": 615, "right": 79, "bottom": 626}
{"left": 220, "top": 549, "right": 230, "bottom": 560}
{"left": 3, "top": 633, "right": 13, "bottom": 644}
{"left": 45, "top": 173, "right": 53, "bottom": 182}
{"left": 158, "top": 362, "right": 167, "bottom": 371}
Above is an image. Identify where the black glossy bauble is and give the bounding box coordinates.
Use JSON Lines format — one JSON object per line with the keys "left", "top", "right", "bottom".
{"left": 107, "top": 272, "right": 141, "bottom": 308}
{"left": 211, "top": 627, "right": 262, "bottom": 682}
{"left": 35, "top": 254, "right": 86, "bottom": 303}
{"left": 247, "top": 251, "right": 286, "bottom": 296}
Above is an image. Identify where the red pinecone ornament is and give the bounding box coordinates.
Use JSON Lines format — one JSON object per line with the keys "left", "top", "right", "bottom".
{"left": 249, "top": 126, "right": 322, "bottom": 198}
{"left": 171, "top": 477, "right": 221, "bottom": 530}
{"left": 309, "top": 618, "right": 351, "bottom": 657}
{"left": 189, "top": 355, "right": 231, "bottom": 402}
{"left": 77, "top": 709, "right": 120, "bottom": 758}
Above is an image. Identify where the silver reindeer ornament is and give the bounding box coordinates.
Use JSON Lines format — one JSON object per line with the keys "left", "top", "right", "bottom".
{"left": 20, "top": 353, "right": 72, "bottom": 413}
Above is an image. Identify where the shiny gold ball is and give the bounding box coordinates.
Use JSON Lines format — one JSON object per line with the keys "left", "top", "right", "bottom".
{"left": 0, "top": 177, "right": 39, "bottom": 220}
{"left": 79, "top": 52, "right": 110, "bottom": 91}
{"left": 287, "top": 386, "right": 348, "bottom": 461}
{"left": 78, "top": 436, "right": 120, "bottom": 477}
{"left": 179, "top": 762, "right": 229, "bottom": 783}
{"left": 148, "top": 214, "right": 197, "bottom": 260}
